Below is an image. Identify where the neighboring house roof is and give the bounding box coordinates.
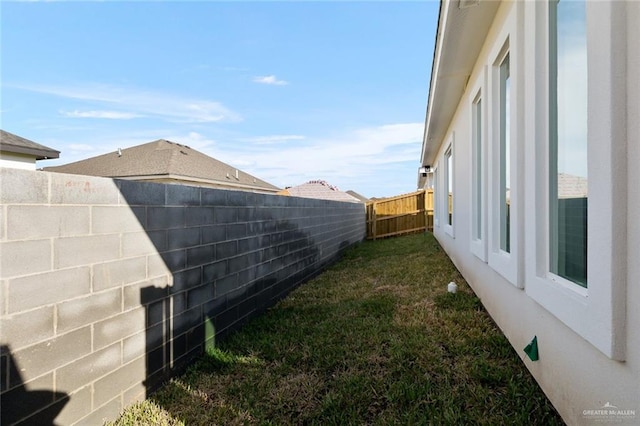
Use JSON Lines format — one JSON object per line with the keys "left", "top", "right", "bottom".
{"left": 278, "top": 180, "right": 361, "bottom": 203}
{"left": 506, "top": 173, "right": 588, "bottom": 203}
{"left": 44, "top": 139, "right": 280, "bottom": 192}
{"left": 558, "top": 173, "right": 588, "bottom": 199}
{"left": 0, "top": 130, "right": 60, "bottom": 160}
{"left": 420, "top": 0, "right": 500, "bottom": 167}
{"left": 345, "top": 190, "right": 369, "bottom": 203}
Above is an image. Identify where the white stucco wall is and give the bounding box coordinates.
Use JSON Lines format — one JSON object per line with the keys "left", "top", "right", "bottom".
{"left": 0, "top": 152, "right": 37, "bottom": 170}
{"left": 429, "top": 1, "right": 639, "bottom": 424}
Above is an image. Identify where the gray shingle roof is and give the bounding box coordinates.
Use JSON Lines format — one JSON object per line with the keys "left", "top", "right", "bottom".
{"left": 279, "top": 180, "right": 361, "bottom": 203}
{"left": 345, "top": 190, "right": 369, "bottom": 203}
{"left": 44, "top": 139, "right": 279, "bottom": 192}
{"left": 0, "top": 130, "right": 60, "bottom": 160}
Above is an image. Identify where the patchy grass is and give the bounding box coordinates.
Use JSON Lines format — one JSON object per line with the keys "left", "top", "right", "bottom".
{"left": 107, "top": 233, "right": 563, "bottom": 425}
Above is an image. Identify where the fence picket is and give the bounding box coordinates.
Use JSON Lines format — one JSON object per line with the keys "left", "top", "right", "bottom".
{"left": 365, "top": 189, "right": 434, "bottom": 239}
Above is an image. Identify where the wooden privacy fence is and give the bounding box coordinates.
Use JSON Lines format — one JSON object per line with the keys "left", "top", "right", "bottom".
{"left": 366, "top": 189, "right": 434, "bottom": 240}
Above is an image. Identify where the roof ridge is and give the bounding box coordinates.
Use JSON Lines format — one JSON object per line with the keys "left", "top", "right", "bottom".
{"left": 44, "top": 138, "right": 280, "bottom": 191}
{"left": 306, "top": 179, "right": 340, "bottom": 191}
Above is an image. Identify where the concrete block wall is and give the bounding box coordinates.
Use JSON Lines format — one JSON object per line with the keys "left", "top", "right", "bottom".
{"left": 0, "top": 168, "right": 365, "bottom": 425}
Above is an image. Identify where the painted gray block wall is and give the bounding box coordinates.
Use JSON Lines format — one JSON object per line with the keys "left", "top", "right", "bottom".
{"left": 0, "top": 168, "right": 365, "bottom": 425}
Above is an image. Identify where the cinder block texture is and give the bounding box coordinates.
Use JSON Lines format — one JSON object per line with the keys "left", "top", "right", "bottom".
{"left": 49, "top": 172, "right": 120, "bottom": 205}
{"left": 0, "top": 307, "right": 54, "bottom": 351}
{"left": 76, "top": 396, "right": 122, "bottom": 426}
{"left": 117, "top": 179, "right": 165, "bottom": 206}
{"left": 93, "top": 308, "right": 146, "bottom": 350}
{"left": 0, "top": 168, "right": 49, "bottom": 204}
{"left": 0, "top": 239, "right": 52, "bottom": 279}
{"left": 92, "top": 206, "right": 146, "bottom": 234}
{"left": 11, "top": 327, "right": 92, "bottom": 384}
{"left": 55, "top": 343, "right": 121, "bottom": 393}
{"left": 57, "top": 289, "right": 122, "bottom": 334}
{"left": 54, "top": 235, "right": 120, "bottom": 269}
{"left": 7, "top": 267, "right": 91, "bottom": 313}
{"left": 50, "top": 385, "right": 92, "bottom": 426}
{"left": 93, "top": 257, "right": 148, "bottom": 291}
{"left": 7, "top": 206, "right": 90, "bottom": 240}
{"left": 0, "top": 206, "right": 5, "bottom": 242}
{"left": 122, "top": 230, "right": 167, "bottom": 257}
{"left": 0, "top": 170, "right": 365, "bottom": 425}
{"left": 166, "top": 184, "right": 200, "bottom": 206}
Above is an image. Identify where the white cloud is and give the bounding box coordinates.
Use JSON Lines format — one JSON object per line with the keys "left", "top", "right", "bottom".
{"left": 17, "top": 83, "right": 242, "bottom": 123}
{"left": 40, "top": 123, "right": 422, "bottom": 198}
{"left": 252, "top": 75, "right": 288, "bottom": 86}
{"left": 243, "top": 135, "right": 306, "bottom": 145}
{"left": 60, "top": 110, "right": 142, "bottom": 119}
{"left": 206, "top": 122, "right": 423, "bottom": 191}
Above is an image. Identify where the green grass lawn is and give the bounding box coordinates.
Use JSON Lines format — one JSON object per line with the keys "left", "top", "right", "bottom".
{"left": 107, "top": 233, "right": 563, "bottom": 425}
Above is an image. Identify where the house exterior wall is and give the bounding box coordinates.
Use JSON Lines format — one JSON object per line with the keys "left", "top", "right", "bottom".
{"left": 426, "top": 1, "right": 639, "bottom": 424}
{"left": 0, "top": 168, "right": 365, "bottom": 425}
{"left": 0, "top": 152, "right": 36, "bottom": 170}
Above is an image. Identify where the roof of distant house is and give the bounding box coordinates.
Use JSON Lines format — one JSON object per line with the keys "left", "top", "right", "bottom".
{"left": 0, "top": 129, "right": 60, "bottom": 160}
{"left": 558, "top": 173, "right": 588, "bottom": 199}
{"left": 345, "top": 190, "right": 369, "bottom": 203}
{"left": 44, "top": 139, "right": 279, "bottom": 192}
{"left": 279, "top": 180, "right": 361, "bottom": 203}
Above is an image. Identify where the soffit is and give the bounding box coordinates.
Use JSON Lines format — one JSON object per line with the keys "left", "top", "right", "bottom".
{"left": 421, "top": 0, "right": 500, "bottom": 166}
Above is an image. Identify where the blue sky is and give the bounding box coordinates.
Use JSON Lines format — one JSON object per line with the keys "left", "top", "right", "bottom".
{"left": 1, "top": 1, "right": 438, "bottom": 198}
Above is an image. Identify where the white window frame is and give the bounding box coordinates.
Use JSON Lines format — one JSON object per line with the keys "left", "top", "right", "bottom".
{"left": 470, "top": 75, "right": 487, "bottom": 262}
{"left": 433, "top": 163, "right": 439, "bottom": 228}
{"left": 443, "top": 137, "right": 455, "bottom": 238}
{"left": 487, "top": 7, "right": 522, "bottom": 288}
{"left": 524, "top": 0, "right": 627, "bottom": 360}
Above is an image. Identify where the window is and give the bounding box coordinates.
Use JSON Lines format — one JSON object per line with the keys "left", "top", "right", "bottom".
{"left": 445, "top": 147, "right": 453, "bottom": 226}
{"left": 488, "top": 31, "right": 520, "bottom": 287}
{"left": 444, "top": 139, "right": 454, "bottom": 237}
{"left": 473, "top": 97, "right": 482, "bottom": 240}
{"left": 471, "top": 93, "right": 483, "bottom": 240}
{"left": 549, "top": 0, "right": 588, "bottom": 287}
{"left": 471, "top": 88, "right": 486, "bottom": 261}
{"left": 499, "top": 53, "right": 511, "bottom": 253}
{"left": 433, "top": 165, "right": 439, "bottom": 228}
{"left": 526, "top": 0, "right": 627, "bottom": 360}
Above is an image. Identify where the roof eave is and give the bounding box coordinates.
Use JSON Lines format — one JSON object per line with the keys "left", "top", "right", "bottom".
{"left": 1, "top": 144, "right": 60, "bottom": 160}
{"left": 420, "top": 0, "right": 500, "bottom": 167}
{"left": 421, "top": 0, "right": 447, "bottom": 167}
